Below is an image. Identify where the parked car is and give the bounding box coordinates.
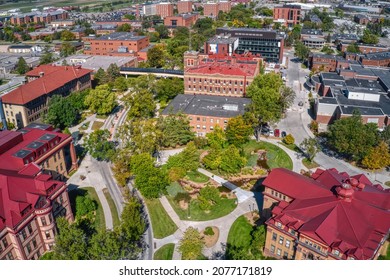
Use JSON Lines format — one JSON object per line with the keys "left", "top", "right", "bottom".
{"left": 274, "top": 129, "right": 280, "bottom": 137}
{"left": 281, "top": 131, "right": 287, "bottom": 138}
{"left": 269, "top": 131, "right": 274, "bottom": 137}
{"left": 298, "top": 101, "right": 304, "bottom": 106}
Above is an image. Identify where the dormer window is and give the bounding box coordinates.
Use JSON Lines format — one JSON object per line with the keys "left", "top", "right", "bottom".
{"left": 334, "top": 250, "right": 340, "bottom": 256}
{"left": 276, "top": 222, "right": 282, "bottom": 228}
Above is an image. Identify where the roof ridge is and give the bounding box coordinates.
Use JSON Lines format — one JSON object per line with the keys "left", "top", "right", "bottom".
{"left": 339, "top": 203, "right": 363, "bottom": 248}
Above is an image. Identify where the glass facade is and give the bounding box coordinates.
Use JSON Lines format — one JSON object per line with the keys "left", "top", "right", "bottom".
{"left": 235, "top": 38, "right": 281, "bottom": 62}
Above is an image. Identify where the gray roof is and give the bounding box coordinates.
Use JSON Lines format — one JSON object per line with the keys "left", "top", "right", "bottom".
{"left": 95, "top": 32, "right": 146, "bottom": 41}
{"left": 339, "top": 105, "right": 384, "bottom": 116}
{"left": 318, "top": 98, "right": 338, "bottom": 105}
{"left": 321, "top": 72, "right": 345, "bottom": 81}
{"left": 301, "top": 29, "right": 323, "bottom": 36}
{"left": 208, "top": 35, "right": 238, "bottom": 45}
{"left": 162, "top": 94, "right": 251, "bottom": 118}
{"left": 364, "top": 51, "right": 390, "bottom": 60}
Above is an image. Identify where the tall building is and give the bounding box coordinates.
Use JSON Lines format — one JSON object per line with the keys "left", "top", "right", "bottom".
{"left": 164, "top": 13, "right": 199, "bottom": 28}
{"left": 177, "top": 0, "right": 193, "bottom": 14}
{"left": 142, "top": 4, "right": 157, "bottom": 17}
{"left": 156, "top": 2, "right": 174, "bottom": 19}
{"left": 183, "top": 52, "right": 261, "bottom": 97}
{"left": 10, "top": 9, "right": 68, "bottom": 25}
{"left": 1, "top": 65, "right": 92, "bottom": 129}
{"left": 204, "top": 34, "right": 239, "bottom": 56}
{"left": 0, "top": 164, "right": 73, "bottom": 260}
{"left": 262, "top": 168, "right": 390, "bottom": 260}
{"left": 273, "top": 5, "right": 301, "bottom": 27}
{"left": 216, "top": 28, "right": 284, "bottom": 63}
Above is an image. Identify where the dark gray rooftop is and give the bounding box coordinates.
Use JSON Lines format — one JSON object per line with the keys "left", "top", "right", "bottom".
{"left": 345, "top": 78, "right": 386, "bottom": 92}
{"left": 13, "top": 149, "right": 33, "bottom": 158}
{"left": 321, "top": 72, "right": 345, "bottom": 81}
{"left": 26, "top": 141, "right": 45, "bottom": 150}
{"left": 26, "top": 123, "right": 51, "bottom": 130}
{"left": 364, "top": 51, "right": 390, "bottom": 60}
{"left": 301, "top": 29, "right": 323, "bottom": 36}
{"left": 162, "top": 94, "right": 251, "bottom": 118}
{"left": 39, "top": 133, "right": 56, "bottom": 141}
{"left": 339, "top": 105, "right": 384, "bottom": 116}
{"left": 95, "top": 32, "right": 146, "bottom": 41}
{"left": 318, "top": 98, "right": 338, "bottom": 105}
{"left": 208, "top": 35, "right": 238, "bottom": 45}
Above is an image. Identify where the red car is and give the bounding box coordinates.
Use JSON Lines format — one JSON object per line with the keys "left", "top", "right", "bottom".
{"left": 274, "top": 129, "right": 280, "bottom": 137}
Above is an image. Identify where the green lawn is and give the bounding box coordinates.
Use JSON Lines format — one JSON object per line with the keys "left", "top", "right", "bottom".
{"left": 243, "top": 140, "right": 293, "bottom": 170}
{"left": 280, "top": 142, "right": 301, "bottom": 153}
{"left": 91, "top": 121, "right": 104, "bottom": 131}
{"left": 302, "top": 158, "right": 320, "bottom": 169}
{"left": 68, "top": 187, "right": 106, "bottom": 231}
{"left": 185, "top": 170, "right": 209, "bottom": 183}
{"left": 154, "top": 244, "right": 175, "bottom": 260}
{"left": 103, "top": 188, "right": 120, "bottom": 228}
{"left": 145, "top": 199, "right": 178, "bottom": 239}
{"left": 167, "top": 195, "right": 237, "bottom": 221}
{"left": 227, "top": 215, "right": 253, "bottom": 249}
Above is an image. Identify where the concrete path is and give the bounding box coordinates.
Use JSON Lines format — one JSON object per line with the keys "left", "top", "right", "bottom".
{"left": 67, "top": 154, "right": 114, "bottom": 230}
{"left": 197, "top": 168, "right": 254, "bottom": 203}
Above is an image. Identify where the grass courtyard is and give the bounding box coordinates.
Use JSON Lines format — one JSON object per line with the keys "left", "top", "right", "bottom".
{"left": 154, "top": 244, "right": 175, "bottom": 260}
{"left": 145, "top": 199, "right": 178, "bottom": 239}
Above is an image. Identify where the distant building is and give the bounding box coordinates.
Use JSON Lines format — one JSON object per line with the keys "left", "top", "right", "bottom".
{"left": 162, "top": 94, "right": 251, "bottom": 136}
{"left": 10, "top": 9, "right": 68, "bottom": 25}
{"left": 142, "top": 4, "right": 157, "bottom": 16}
{"left": 8, "top": 45, "right": 37, "bottom": 53}
{"left": 338, "top": 43, "right": 389, "bottom": 54}
{"left": 163, "top": 13, "right": 199, "bottom": 28}
{"left": 262, "top": 168, "right": 390, "bottom": 260}
{"left": 309, "top": 53, "right": 339, "bottom": 72}
{"left": 156, "top": 2, "right": 174, "bottom": 19}
{"left": 177, "top": 0, "right": 193, "bottom": 14}
{"left": 183, "top": 52, "right": 261, "bottom": 97}
{"left": 1, "top": 65, "right": 92, "bottom": 129}
{"left": 354, "top": 14, "right": 370, "bottom": 25}
{"left": 49, "top": 19, "right": 75, "bottom": 28}
{"left": 216, "top": 28, "right": 284, "bottom": 63}
{"left": 273, "top": 5, "right": 301, "bottom": 27}
{"left": 203, "top": 1, "right": 231, "bottom": 18}
{"left": 300, "top": 29, "right": 325, "bottom": 49}
{"left": 83, "top": 32, "right": 150, "bottom": 58}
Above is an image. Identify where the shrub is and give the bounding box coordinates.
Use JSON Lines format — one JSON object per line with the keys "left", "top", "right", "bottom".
{"left": 167, "top": 182, "right": 185, "bottom": 197}
{"left": 310, "top": 120, "right": 319, "bottom": 135}
{"left": 204, "top": 227, "right": 215, "bottom": 236}
{"left": 283, "top": 134, "right": 295, "bottom": 145}
{"left": 194, "top": 136, "right": 208, "bottom": 149}
{"left": 198, "top": 195, "right": 212, "bottom": 210}
{"left": 75, "top": 195, "right": 96, "bottom": 218}
{"left": 168, "top": 167, "right": 186, "bottom": 182}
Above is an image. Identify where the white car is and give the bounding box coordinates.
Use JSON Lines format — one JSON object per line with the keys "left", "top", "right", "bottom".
{"left": 269, "top": 131, "right": 274, "bottom": 137}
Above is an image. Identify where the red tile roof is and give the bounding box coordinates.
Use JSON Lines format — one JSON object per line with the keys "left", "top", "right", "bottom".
{"left": 0, "top": 127, "right": 71, "bottom": 171}
{"left": 0, "top": 166, "right": 65, "bottom": 230}
{"left": 185, "top": 62, "right": 258, "bottom": 77}
{"left": 2, "top": 65, "right": 92, "bottom": 105}
{"left": 265, "top": 168, "right": 390, "bottom": 260}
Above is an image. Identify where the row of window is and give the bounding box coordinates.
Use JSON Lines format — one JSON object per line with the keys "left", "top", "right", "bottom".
{"left": 40, "top": 214, "right": 53, "bottom": 227}
{"left": 187, "top": 86, "right": 244, "bottom": 94}
{"left": 187, "top": 78, "right": 248, "bottom": 86}
{"left": 304, "top": 239, "right": 322, "bottom": 252}
{"left": 25, "top": 237, "right": 38, "bottom": 256}
{"left": 271, "top": 232, "right": 291, "bottom": 249}
{"left": 195, "top": 125, "right": 225, "bottom": 131}
{"left": 20, "top": 224, "right": 34, "bottom": 242}
{"left": 0, "top": 237, "right": 9, "bottom": 252}
{"left": 190, "top": 117, "right": 228, "bottom": 124}
{"left": 270, "top": 245, "right": 289, "bottom": 259}
{"left": 271, "top": 190, "right": 286, "bottom": 200}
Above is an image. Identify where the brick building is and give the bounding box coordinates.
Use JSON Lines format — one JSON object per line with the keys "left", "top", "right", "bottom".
{"left": 354, "top": 14, "right": 370, "bottom": 25}
{"left": 83, "top": 32, "right": 150, "bottom": 57}
{"left": 177, "top": 0, "right": 193, "bottom": 14}
{"left": 161, "top": 94, "right": 250, "bottom": 136}
{"left": 183, "top": 52, "right": 261, "bottom": 97}
{"left": 0, "top": 165, "right": 74, "bottom": 260}
{"left": 339, "top": 43, "right": 389, "bottom": 54}
{"left": 309, "top": 53, "right": 339, "bottom": 72}
{"left": 156, "top": 3, "right": 174, "bottom": 19}
{"left": 10, "top": 10, "right": 68, "bottom": 25}
{"left": 204, "top": 1, "right": 231, "bottom": 17}
{"left": 262, "top": 168, "right": 390, "bottom": 260}
{"left": 273, "top": 5, "right": 301, "bottom": 27}
{"left": 163, "top": 13, "right": 199, "bottom": 28}
{"left": 1, "top": 65, "right": 92, "bottom": 129}
{"left": 204, "top": 34, "right": 239, "bottom": 56}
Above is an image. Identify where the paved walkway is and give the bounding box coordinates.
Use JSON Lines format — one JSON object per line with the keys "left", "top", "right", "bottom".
{"left": 197, "top": 168, "right": 254, "bottom": 203}
{"left": 67, "top": 154, "right": 114, "bottom": 230}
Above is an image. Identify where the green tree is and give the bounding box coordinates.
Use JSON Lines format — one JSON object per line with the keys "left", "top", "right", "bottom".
{"left": 16, "top": 57, "right": 29, "bottom": 74}
{"left": 155, "top": 77, "right": 184, "bottom": 102}
{"left": 294, "top": 41, "right": 310, "bottom": 61}
{"left": 106, "top": 63, "right": 121, "bottom": 82}
{"left": 166, "top": 142, "right": 199, "bottom": 172}
{"left": 94, "top": 68, "right": 108, "bottom": 85}
{"left": 75, "top": 195, "right": 96, "bottom": 218}
{"left": 60, "top": 42, "right": 76, "bottom": 57}
{"left": 346, "top": 42, "right": 361, "bottom": 53}
{"left": 119, "top": 196, "right": 146, "bottom": 241}
{"left": 39, "top": 50, "right": 54, "bottom": 65}
{"left": 45, "top": 95, "right": 79, "bottom": 129}
{"left": 130, "top": 153, "right": 168, "bottom": 198}
{"left": 321, "top": 45, "right": 334, "bottom": 55}
{"left": 299, "top": 137, "right": 320, "bottom": 162}
{"left": 361, "top": 29, "right": 379, "bottom": 44}
{"left": 155, "top": 25, "right": 169, "bottom": 39}
{"left": 114, "top": 76, "right": 128, "bottom": 92}
{"left": 61, "top": 30, "right": 76, "bottom": 41}
{"left": 116, "top": 23, "right": 132, "bottom": 32}
{"left": 381, "top": 125, "right": 390, "bottom": 146}
{"left": 88, "top": 230, "right": 121, "bottom": 260}
{"left": 206, "top": 125, "right": 227, "bottom": 149}
{"left": 202, "top": 148, "right": 222, "bottom": 171}
{"left": 112, "top": 149, "right": 132, "bottom": 187}
{"left": 280, "top": 86, "right": 296, "bottom": 113}
{"left": 125, "top": 90, "right": 155, "bottom": 119}
{"left": 328, "top": 111, "right": 379, "bottom": 161}
{"left": 147, "top": 45, "right": 166, "bottom": 68}
{"left": 84, "top": 84, "right": 117, "bottom": 115}
{"left": 178, "top": 227, "right": 205, "bottom": 260}
{"left": 220, "top": 145, "right": 247, "bottom": 173}
{"left": 84, "top": 129, "right": 116, "bottom": 161}
{"left": 225, "top": 116, "right": 253, "bottom": 147}
{"left": 361, "top": 141, "right": 390, "bottom": 170}
{"left": 157, "top": 113, "right": 194, "bottom": 148}
{"left": 52, "top": 217, "right": 89, "bottom": 260}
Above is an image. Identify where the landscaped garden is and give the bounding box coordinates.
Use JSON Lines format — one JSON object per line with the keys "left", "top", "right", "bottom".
{"left": 154, "top": 243, "right": 175, "bottom": 260}
{"left": 145, "top": 198, "right": 178, "bottom": 239}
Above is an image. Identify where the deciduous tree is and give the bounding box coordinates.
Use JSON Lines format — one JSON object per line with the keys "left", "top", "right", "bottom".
{"left": 16, "top": 57, "right": 29, "bottom": 74}
{"left": 300, "top": 137, "right": 320, "bottom": 162}
{"left": 157, "top": 113, "right": 194, "bottom": 148}
{"left": 226, "top": 116, "right": 253, "bottom": 147}
{"left": 362, "top": 141, "right": 390, "bottom": 170}
{"left": 84, "top": 84, "right": 117, "bottom": 115}
{"left": 178, "top": 227, "right": 205, "bottom": 260}
{"left": 84, "top": 129, "right": 116, "bottom": 161}
{"left": 45, "top": 95, "right": 79, "bottom": 129}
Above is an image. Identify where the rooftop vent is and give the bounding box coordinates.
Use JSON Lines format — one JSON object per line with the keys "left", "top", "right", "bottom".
{"left": 336, "top": 182, "right": 354, "bottom": 202}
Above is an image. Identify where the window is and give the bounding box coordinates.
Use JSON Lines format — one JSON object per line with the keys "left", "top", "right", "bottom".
{"left": 210, "top": 119, "right": 213, "bottom": 123}
{"left": 48, "top": 214, "right": 53, "bottom": 223}
{"left": 277, "top": 248, "right": 281, "bottom": 256}
{"left": 210, "top": 126, "right": 214, "bottom": 130}
{"left": 276, "top": 222, "right": 282, "bottom": 228}
{"left": 283, "top": 252, "right": 288, "bottom": 259}
{"left": 2, "top": 238, "right": 8, "bottom": 248}
{"left": 41, "top": 217, "right": 47, "bottom": 226}
{"left": 196, "top": 125, "right": 200, "bottom": 129}
{"left": 202, "top": 125, "right": 206, "bottom": 129}
{"left": 279, "top": 236, "right": 284, "bottom": 244}
{"left": 26, "top": 244, "right": 32, "bottom": 254}
{"left": 21, "top": 230, "right": 27, "bottom": 240}
{"left": 202, "top": 117, "right": 206, "bottom": 122}
{"left": 290, "top": 229, "right": 296, "bottom": 235}
{"left": 45, "top": 231, "right": 51, "bottom": 239}
{"left": 334, "top": 250, "right": 340, "bottom": 256}
{"left": 285, "top": 240, "right": 290, "bottom": 248}
{"left": 270, "top": 245, "right": 275, "bottom": 253}
{"left": 272, "top": 233, "right": 277, "bottom": 241}
{"left": 7, "top": 252, "right": 14, "bottom": 260}
{"left": 59, "top": 195, "right": 63, "bottom": 204}
{"left": 32, "top": 238, "right": 37, "bottom": 249}
{"left": 196, "top": 117, "right": 200, "bottom": 121}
